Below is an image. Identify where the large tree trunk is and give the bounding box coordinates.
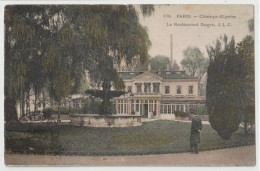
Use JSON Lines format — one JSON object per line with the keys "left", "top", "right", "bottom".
{"left": 100, "top": 80, "right": 112, "bottom": 115}
{"left": 5, "top": 97, "right": 18, "bottom": 123}
{"left": 58, "top": 102, "right": 61, "bottom": 121}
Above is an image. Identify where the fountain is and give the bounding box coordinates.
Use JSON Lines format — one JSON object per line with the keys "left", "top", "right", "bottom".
{"left": 70, "top": 80, "right": 142, "bottom": 127}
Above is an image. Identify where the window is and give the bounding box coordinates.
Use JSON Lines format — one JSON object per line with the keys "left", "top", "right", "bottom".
{"left": 118, "top": 100, "right": 128, "bottom": 114}
{"left": 171, "top": 105, "right": 175, "bottom": 114}
{"left": 165, "top": 86, "right": 170, "bottom": 94}
{"left": 136, "top": 100, "right": 139, "bottom": 112}
{"left": 131, "top": 100, "right": 134, "bottom": 114}
{"left": 149, "top": 104, "right": 153, "bottom": 112}
{"left": 164, "top": 105, "right": 168, "bottom": 114}
{"left": 176, "top": 105, "right": 180, "bottom": 111}
{"left": 181, "top": 105, "right": 184, "bottom": 112}
{"left": 153, "top": 83, "right": 160, "bottom": 93}
{"left": 127, "top": 86, "right": 132, "bottom": 93}
{"left": 136, "top": 84, "right": 142, "bottom": 93}
{"left": 154, "top": 104, "right": 157, "bottom": 113}
{"left": 144, "top": 83, "right": 151, "bottom": 93}
{"left": 120, "top": 104, "right": 123, "bottom": 113}
{"left": 189, "top": 86, "right": 193, "bottom": 94}
{"left": 124, "top": 104, "right": 127, "bottom": 113}
{"left": 168, "top": 105, "right": 171, "bottom": 114}
{"left": 177, "top": 86, "right": 182, "bottom": 94}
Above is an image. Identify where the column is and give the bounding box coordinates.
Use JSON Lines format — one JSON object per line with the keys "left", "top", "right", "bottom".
{"left": 157, "top": 100, "right": 161, "bottom": 119}
{"left": 128, "top": 99, "right": 131, "bottom": 115}
{"left": 115, "top": 100, "right": 119, "bottom": 114}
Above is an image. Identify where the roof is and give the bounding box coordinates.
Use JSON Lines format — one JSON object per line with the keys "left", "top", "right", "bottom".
{"left": 132, "top": 71, "right": 163, "bottom": 80}
{"left": 118, "top": 71, "right": 143, "bottom": 80}
{"left": 118, "top": 71, "right": 197, "bottom": 80}
{"left": 157, "top": 71, "right": 195, "bottom": 79}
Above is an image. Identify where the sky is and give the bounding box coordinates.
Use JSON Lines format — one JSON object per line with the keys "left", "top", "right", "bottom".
{"left": 138, "top": 5, "right": 254, "bottom": 65}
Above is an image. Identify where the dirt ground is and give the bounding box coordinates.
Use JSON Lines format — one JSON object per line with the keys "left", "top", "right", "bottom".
{"left": 4, "top": 145, "right": 256, "bottom": 166}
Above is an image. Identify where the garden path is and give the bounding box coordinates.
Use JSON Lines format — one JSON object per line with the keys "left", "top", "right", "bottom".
{"left": 5, "top": 145, "right": 255, "bottom": 166}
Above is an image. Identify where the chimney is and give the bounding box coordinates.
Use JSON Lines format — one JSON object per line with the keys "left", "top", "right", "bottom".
{"left": 170, "top": 34, "right": 173, "bottom": 70}
{"left": 148, "top": 64, "right": 151, "bottom": 71}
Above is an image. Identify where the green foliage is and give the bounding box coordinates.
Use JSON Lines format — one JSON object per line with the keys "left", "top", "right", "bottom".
{"left": 181, "top": 46, "right": 209, "bottom": 80}
{"left": 85, "top": 15, "right": 108, "bottom": 49}
{"left": 248, "top": 18, "right": 254, "bottom": 33}
{"left": 52, "top": 69, "right": 72, "bottom": 102}
{"left": 113, "top": 72, "right": 126, "bottom": 91}
{"left": 174, "top": 111, "right": 189, "bottom": 118}
{"left": 209, "top": 104, "right": 239, "bottom": 140}
{"left": 135, "top": 55, "right": 173, "bottom": 71}
{"left": 42, "top": 107, "right": 56, "bottom": 119}
{"left": 5, "top": 5, "right": 151, "bottom": 121}
{"left": 172, "top": 60, "right": 180, "bottom": 70}
{"left": 80, "top": 99, "right": 101, "bottom": 114}
{"left": 189, "top": 106, "right": 208, "bottom": 115}
{"left": 206, "top": 35, "right": 242, "bottom": 139}
{"left": 237, "top": 36, "right": 254, "bottom": 85}
{"left": 150, "top": 55, "right": 171, "bottom": 71}
{"left": 236, "top": 32, "right": 255, "bottom": 134}
{"left": 140, "top": 5, "right": 155, "bottom": 17}
{"left": 42, "top": 98, "right": 102, "bottom": 115}
{"left": 43, "top": 48, "right": 56, "bottom": 74}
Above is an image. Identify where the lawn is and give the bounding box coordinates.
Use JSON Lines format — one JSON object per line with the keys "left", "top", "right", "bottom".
{"left": 5, "top": 120, "right": 255, "bottom": 156}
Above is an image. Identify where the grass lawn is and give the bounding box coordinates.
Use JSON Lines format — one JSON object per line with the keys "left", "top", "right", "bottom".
{"left": 5, "top": 120, "right": 255, "bottom": 156}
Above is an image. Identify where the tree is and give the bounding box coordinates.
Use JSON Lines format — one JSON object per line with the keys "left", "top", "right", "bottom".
{"left": 150, "top": 55, "right": 170, "bottom": 71}
{"left": 52, "top": 69, "right": 72, "bottom": 120}
{"left": 5, "top": 6, "right": 65, "bottom": 122}
{"left": 5, "top": 5, "right": 153, "bottom": 121}
{"left": 206, "top": 35, "right": 242, "bottom": 140}
{"left": 135, "top": 55, "right": 179, "bottom": 71}
{"left": 236, "top": 19, "right": 255, "bottom": 134}
{"left": 172, "top": 60, "right": 180, "bottom": 71}
{"left": 181, "top": 47, "right": 209, "bottom": 82}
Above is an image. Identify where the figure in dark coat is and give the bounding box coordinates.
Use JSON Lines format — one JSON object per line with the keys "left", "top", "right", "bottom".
{"left": 190, "top": 115, "right": 203, "bottom": 154}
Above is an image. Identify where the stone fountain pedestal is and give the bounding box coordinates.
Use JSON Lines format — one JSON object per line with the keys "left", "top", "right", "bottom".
{"left": 70, "top": 114, "right": 142, "bottom": 127}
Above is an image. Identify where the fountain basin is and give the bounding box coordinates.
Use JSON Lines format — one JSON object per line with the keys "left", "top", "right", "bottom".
{"left": 70, "top": 114, "right": 142, "bottom": 127}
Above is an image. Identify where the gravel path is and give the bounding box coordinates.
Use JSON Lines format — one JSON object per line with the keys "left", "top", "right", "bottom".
{"left": 5, "top": 145, "right": 255, "bottom": 166}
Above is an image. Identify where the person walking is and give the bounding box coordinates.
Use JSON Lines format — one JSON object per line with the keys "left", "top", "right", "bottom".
{"left": 190, "top": 114, "right": 203, "bottom": 154}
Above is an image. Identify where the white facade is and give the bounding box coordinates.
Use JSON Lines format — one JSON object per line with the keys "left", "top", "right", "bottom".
{"left": 115, "top": 71, "right": 206, "bottom": 119}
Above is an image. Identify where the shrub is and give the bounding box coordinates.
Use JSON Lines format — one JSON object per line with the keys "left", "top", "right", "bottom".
{"left": 190, "top": 106, "right": 208, "bottom": 115}
{"left": 174, "top": 111, "right": 189, "bottom": 118}
{"left": 42, "top": 107, "right": 54, "bottom": 119}
{"left": 43, "top": 106, "right": 70, "bottom": 118}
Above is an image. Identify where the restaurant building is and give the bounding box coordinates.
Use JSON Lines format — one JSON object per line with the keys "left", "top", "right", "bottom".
{"left": 114, "top": 70, "right": 206, "bottom": 119}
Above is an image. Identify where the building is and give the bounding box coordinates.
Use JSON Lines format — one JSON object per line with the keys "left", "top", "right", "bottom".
{"left": 113, "top": 70, "right": 206, "bottom": 119}
{"left": 16, "top": 69, "right": 206, "bottom": 120}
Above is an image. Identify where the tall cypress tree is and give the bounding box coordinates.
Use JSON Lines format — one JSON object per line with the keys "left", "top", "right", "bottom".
{"left": 206, "top": 35, "right": 241, "bottom": 140}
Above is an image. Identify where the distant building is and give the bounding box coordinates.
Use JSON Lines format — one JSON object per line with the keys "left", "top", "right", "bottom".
{"left": 17, "top": 69, "right": 206, "bottom": 120}
{"left": 113, "top": 70, "right": 206, "bottom": 119}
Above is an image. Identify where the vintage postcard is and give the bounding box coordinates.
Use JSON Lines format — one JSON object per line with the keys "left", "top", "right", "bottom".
{"left": 2, "top": 1, "right": 257, "bottom": 168}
